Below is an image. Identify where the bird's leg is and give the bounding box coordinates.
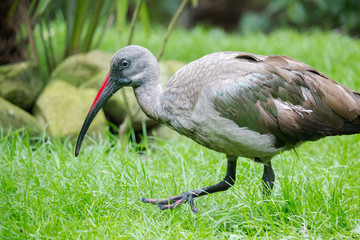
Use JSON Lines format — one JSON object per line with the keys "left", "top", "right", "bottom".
{"left": 140, "top": 155, "right": 238, "bottom": 213}
{"left": 262, "top": 162, "right": 275, "bottom": 196}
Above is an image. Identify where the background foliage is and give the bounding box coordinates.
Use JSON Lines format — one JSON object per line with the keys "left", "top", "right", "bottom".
{"left": 1, "top": 25, "right": 360, "bottom": 239}
{"left": 1, "top": 1, "right": 360, "bottom": 239}
{"left": 2, "top": 0, "right": 359, "bottom": 69}
{"left": 240, "top": 0, "right": 360, "bottom": 34}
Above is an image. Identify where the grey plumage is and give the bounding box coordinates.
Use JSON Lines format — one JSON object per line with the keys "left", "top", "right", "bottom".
{"left": 75, "top": 45, "right": 360, "bottom": 212}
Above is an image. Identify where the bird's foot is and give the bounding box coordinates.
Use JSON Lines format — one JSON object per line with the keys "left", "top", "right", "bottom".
{"left": 139, "top": 191, "right": 200, "bottom": 213}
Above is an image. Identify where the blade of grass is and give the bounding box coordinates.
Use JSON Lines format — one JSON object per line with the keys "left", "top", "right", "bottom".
{"left": 82, "top": 0, "right": 103, "bottom": 52}
{"left": 116, "top": 0, "right": 129, "bottom": 33}
{"left": 65, "top": 0, "right": 76, "bottom": 56}
{"left": 19, "top": 1, "right": 39, "bottom": 65}
{"left": 38, "top": 21, "right": 51, "bottom": 75}
{"left": 139, "top": 1, "right": 151, "bottom": 37}
{"left": 127, "top": 0, "right": 144, "bottom": 45}
{"left": 68, "top": 0, "right": 91, "bottom": 55}
{"left": 93, "top": 0, "right": 115, "bottom": 49}
{"left": 8, "top": 0, "right": 21, "bottom": 18}
{"left": 157, "top": 0, "right": 190, "bottom": 61}
{"left": 33, "top": 0, "right": 51, "bottom": 19}
{"left": 44, "top": 16, "right": 57, "bottom": 74}
{"left": 93, "top": 13, "right": 115, "bottom": 49}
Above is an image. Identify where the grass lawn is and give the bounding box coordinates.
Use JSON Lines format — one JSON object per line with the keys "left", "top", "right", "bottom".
{"left": 1, "top": 26, "right": 360, "bottom": 239}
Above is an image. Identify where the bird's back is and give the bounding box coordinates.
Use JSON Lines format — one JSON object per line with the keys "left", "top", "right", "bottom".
{"left": 160, "top": 51, "right": 360, "bottom": 159}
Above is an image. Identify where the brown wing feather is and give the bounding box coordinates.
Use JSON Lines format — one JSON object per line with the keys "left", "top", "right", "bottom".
{"left": 273, "top": 55, "right": 360, "bottom": 120}
{"left": 214, "top": 53, "right": 360, "bottom": 146}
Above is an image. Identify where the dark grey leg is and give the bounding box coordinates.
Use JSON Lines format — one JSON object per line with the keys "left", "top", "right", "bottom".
{"left": 262, "top": 162, "right": 275, "bottom": 196}
{"left": 140, "top": 155, "right": 238, "bottom": 213}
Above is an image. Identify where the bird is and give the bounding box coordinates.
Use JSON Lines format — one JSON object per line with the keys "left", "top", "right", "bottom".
{"left": 75, "top": 45, "right": 360, "bottom": 213}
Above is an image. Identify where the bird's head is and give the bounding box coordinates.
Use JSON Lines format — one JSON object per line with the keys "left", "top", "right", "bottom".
{"left": 75, "top": 45, "right": 158, "bottom": 157}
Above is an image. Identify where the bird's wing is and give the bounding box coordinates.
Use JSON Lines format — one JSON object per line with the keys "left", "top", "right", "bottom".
{"left": 212, "top": 53, "right": 360, "bottom": 146}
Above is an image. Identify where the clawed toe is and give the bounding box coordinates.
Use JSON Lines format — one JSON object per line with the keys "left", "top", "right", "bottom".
{"left": 140, "top": 192, "right": 199, "bottom": 213}
{"left": 139, "top": 197, "right": 167, "bottom": 205}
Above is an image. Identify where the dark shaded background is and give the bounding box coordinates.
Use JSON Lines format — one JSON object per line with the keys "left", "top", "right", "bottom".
{"left": 1, "top": 0, "right": 359, "bottom": 65}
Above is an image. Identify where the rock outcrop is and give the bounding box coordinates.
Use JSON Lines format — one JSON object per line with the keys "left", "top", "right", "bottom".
{"left": 0, "top": 97, "right": 42, "bottom": 136}
{"left": 0, "top": 62, "right": 45, "bottom": 110}
{"left": 34, "top": 80, "right": 106, "bottom": 138}
{"left": 51, "top": 50, "right": 113, "bottom": 87}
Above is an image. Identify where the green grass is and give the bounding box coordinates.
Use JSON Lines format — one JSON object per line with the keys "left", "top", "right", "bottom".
{"left": 2, "top": 26, "right": 360, "bottom": 239}
{"left": 1, "top": 130, "right": 360, "bottom": 239}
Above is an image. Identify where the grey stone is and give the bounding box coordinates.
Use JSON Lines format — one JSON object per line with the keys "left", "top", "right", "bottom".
{"left": 0, "top": 62, "right": 45, "bottom": 110}
{"left": 0, "top": 97, "right": 42, "bottom": 136}
{"left": 34, "top": 80, "right": 106, "bottom": 138}
{"left": 161, "top": 60, "right": 186, "bottom": 76}
{"left": 159, "top": 60, "right": 186, "bottom": 86}
{"left": 51, "top": 50, "right": 113, "bottom": 87}
{"left": 150, "top": 125, "right": 183, "bottom": 140}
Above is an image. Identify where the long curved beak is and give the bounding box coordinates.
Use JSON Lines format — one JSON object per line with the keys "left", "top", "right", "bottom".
{"left": 75, "top": 72, "right": 125, "bottom": 157}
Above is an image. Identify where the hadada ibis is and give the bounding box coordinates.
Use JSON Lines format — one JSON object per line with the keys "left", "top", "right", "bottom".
{"left": 75, "top": 45, "right": 360, "bottom": 213}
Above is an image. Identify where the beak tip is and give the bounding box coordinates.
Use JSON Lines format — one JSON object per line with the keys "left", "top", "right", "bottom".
{"left": 75, "top": 146, "right": 80, "bottom": 157}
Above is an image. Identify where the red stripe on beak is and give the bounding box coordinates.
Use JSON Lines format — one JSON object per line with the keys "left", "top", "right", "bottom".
{"left": 90, "top": 72, "right": 110, "bottom": 111}
{"left": 75, "top": 71, "right": 126, "bottom": 157}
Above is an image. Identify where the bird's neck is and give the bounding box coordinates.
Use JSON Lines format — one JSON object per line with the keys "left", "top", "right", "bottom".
{"left": 133, "top": 80, "right": 166, "bottom": 122}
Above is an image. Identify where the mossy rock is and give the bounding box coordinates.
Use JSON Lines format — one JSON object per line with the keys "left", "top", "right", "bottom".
{"left": 86, "top": 50, "right": 113, "bottom": 70}
{"left": 0, "top": 97, "right": 42, "bottom": 136}
{"left": 159, "top": 60, "right": 186, "bottom": 86}
{"left": 51, "top": 50, "right": 113, "bottom": 87}
{"left": 0, "top": 62, "right": 45, "bottom": 110}
{"left": 162, "top": 60, "right": 186, "bottom": 76}
{"left": 34, "top": 80, "right": 106, "bottom": 138}
{"left": 150, "top": 125, "right": 183, "bottom": 140}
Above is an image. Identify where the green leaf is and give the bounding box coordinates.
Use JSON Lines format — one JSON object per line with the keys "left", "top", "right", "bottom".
{"left": 33, "top": 0, "right": 52, "bottom": 19}
{"left": 139, "top": 1, "right": 151, "bottom": 37}
{"left": 116, "top": 0, "right": 129, "bottom": 33}
{"left": 65, "top": 0, "right": 76, "bottom": 56}
{"left": 191, "top": 0, "right": 199, "bottom": 7}
{"left": 69, "top": 0, "right": 91, "bottom": 55}
{"left": 82, "top": 0, "right": 104, "bottom": 52}
{"left": 9, "top": 0, "right": 21, "bottom": 19}
{"left": 93, "top": 0, "right": 116, "bottom": 49}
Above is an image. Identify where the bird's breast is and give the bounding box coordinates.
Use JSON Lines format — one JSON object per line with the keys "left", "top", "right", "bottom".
{"left": 163, "top": 90, "right": 283, "bottom": 159}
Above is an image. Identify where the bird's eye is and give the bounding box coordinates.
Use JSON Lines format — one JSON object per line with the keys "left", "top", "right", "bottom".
{"left": 121, "top": 60, "right": 129, "bottom": 68}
